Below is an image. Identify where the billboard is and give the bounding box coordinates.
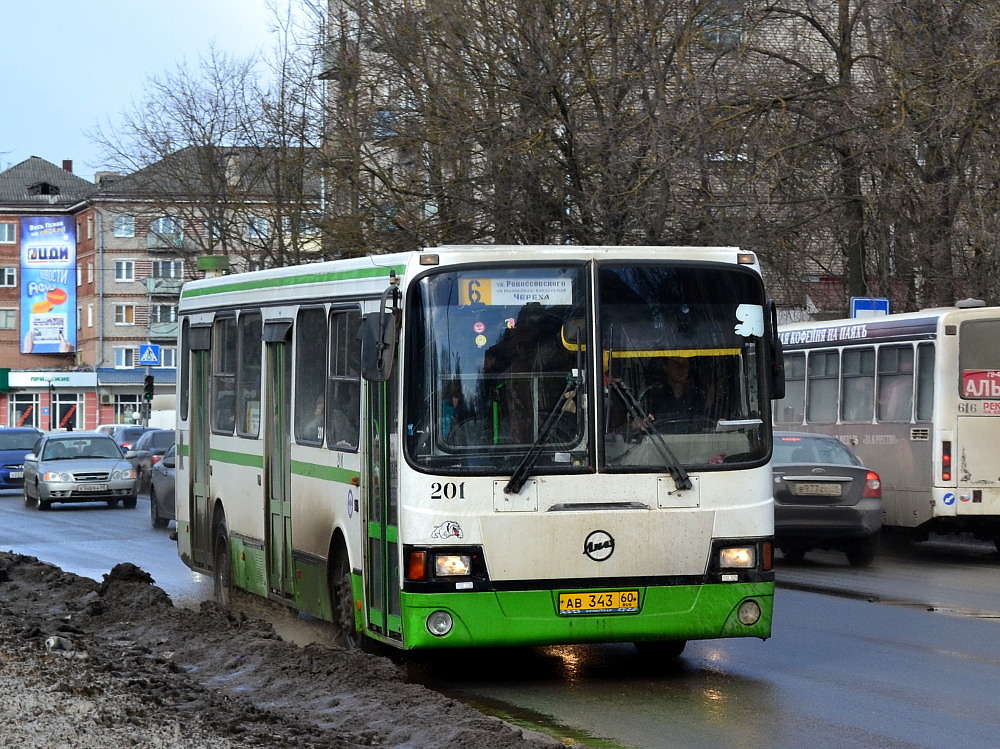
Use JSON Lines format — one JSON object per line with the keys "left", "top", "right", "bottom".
{"left": 19, "top": 216, "right": 76, "bottom": 354}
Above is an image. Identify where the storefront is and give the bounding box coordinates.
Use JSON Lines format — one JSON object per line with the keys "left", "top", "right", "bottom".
{"left": 4, "top": 371, "right": 98, "bottom": 431}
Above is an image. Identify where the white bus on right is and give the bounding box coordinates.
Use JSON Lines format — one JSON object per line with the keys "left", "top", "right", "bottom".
{"left": 775, "top": 299, "right": 1000, "bottom": 551}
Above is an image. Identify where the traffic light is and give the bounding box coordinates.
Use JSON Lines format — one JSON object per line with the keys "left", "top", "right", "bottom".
{"left": 143, "top": 374, "right": 154, "bottom": 401}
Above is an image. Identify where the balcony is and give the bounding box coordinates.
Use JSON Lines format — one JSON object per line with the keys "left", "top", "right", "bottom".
{"left": 145, "top": 277, "right": 183, "bottom": 296}
{"left": 148, "top": 321, "right": 178, "bottom": 340}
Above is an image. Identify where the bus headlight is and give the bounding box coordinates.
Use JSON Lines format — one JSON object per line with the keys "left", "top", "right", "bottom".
{"left": 737, "top": 599, "right": 762, "bottom": 626}
{"left": 434, "top": 554, "right": 471, "bottom": 576}
{"left": 719, "top": 546, "right": 756, "bottom": 569}
{"left": 426, "top": 610, "right": 453, "bottom": 636}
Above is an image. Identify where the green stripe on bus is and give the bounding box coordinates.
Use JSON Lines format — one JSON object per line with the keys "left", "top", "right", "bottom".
{"left": 290, "top": 460, "right": 358, "bottom": 484}
{"left": 180, "top": 265, "right": 407, "bottom": 300}
{"left": 209, "top": 448, "right": 264, "bottom": 468}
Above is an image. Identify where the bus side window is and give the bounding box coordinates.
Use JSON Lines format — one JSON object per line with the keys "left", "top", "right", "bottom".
{"left": 877, "top": 346, "right": 914, "bottom": 422}
{"left": 327, "top": 309, "right": 362, "bottom": 450}
{"left": 295, "top": 307, "right": 328, "bottom": 444}
{"left": 806, "top": 350, "right": 839, "bottom": 424}
{"left": 915, "top": 343, "right": 935, "bottom": 421}
{"left": 211, "top": 316, "right": 237, "bottom": 434}
{"left": 841, "top": 347, "right": 874, "bottom": 422}
{"left": 774, "top": 352, "right": 805, "bottom": 424}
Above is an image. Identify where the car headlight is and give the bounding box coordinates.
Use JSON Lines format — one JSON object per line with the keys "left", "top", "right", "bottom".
{"left": 41, "top": 471, "right": 73, "bottom": 482}
{"left": 111, "top": 468, "right": 137, "bottom": 480}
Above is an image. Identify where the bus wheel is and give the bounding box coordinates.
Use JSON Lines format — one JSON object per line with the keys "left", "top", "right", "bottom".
{"left": 634, "top": 640, "right": 686, "bottom": 660}
{"left": 213, "top": 522, "right": 232, "bottom": 609}
{"left": 331, "top": 552, "right": 361, "bottom": 651}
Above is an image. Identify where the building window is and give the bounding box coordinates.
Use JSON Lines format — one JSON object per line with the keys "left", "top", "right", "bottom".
{"left": 115, "top": 347, "right": 136, "bottom": 368}
{"left": 87, "top": 262, "right": 94, "bottom": 283}
{"left": 0, "top": 223, "right": 15, "bottom": 244}
{"left": 0, "top": 267, "right": 15, "bottom": 287}
{"left": 159, "top": 346, "right": 177, "bottom": 368}
{"left": 9, "top": 394, "right": 39, "bottom": 429}
{"left": 150, "top": 304, "right": 177, "bottom": 323}
{"left": 87, "top": 304, "right": 94, "bottom": 327}
{"left": 152, "top": 260, "right": 183, "bottom": 278}
{"left": 148, "top": 216, "right": 183, "bottom": 249}
{"left": 114, "top": 215, "right": 135, "bottom": 238}
{"left": 700, "top": 0, "right": 744, "bottom": 47}
{"left": 114, "top": 304, "right": 136, "bottom": 325}
{"left": 115, "top": 260, "right": 135, "bottom": 282}
{"left": 115, "top": 394, "right": 141, "bottom": 424}
{"left": 246, "top": 216, "right": 269, "bottom": 239}
{"left": 0, "top": 308, "right": 16, "bottom": 330}
{"left": 87, "top": 216, "right": 94, "bottom": 240}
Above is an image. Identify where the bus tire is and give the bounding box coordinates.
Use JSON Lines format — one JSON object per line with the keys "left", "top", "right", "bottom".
{"left": 331, "top": 550, "right": 361, "bottom": 651}
{"left": 634, "top": 640, "right": 686, "bottom": 660}
{"left": 213, "top": 521, "right": 232, "bottom": 609}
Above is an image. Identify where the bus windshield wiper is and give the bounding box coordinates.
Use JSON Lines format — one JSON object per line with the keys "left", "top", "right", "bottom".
{"left": 608, "top": 377, "right": 692, "bottom": 492}
{"left": 504, "top": 372, "right": 580, "bottom": 495}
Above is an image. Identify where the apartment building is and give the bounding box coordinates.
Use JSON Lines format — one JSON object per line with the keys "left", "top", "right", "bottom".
{"left": 0, "top": 157, "right": 193, "bottom": 430}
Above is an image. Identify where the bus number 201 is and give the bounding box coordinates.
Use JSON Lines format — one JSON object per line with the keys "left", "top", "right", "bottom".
{"left": 430, "top": 482, "right": 466, "bottom": 500}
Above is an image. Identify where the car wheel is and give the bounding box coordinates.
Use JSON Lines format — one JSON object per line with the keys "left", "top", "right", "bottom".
{"left": 106, "top": 498, "right": 119, "bottom": 508}
{"left": 331, "top": 548, "right": 362, "bottom": 651}
{"left": 122, "top": 495, "right": 137, "bottom": 509}
{"left": 38, "top": 499, "right": 51, "bottom": 511}
{"left": 846, "top": 536, "right": 879, "bottom": 567}
{"left": 150, "top": 487, "right": 168, "bottom": 529}
{"left": 24, "top": 485, "right": 36, "bottom": 508}
{"left": 213, "top": 520, "right": 232, "bottom": 609}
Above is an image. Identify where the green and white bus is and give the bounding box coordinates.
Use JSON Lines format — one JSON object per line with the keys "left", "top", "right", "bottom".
{"left": 175, "top": 245, "right": 783, "bottom": 655}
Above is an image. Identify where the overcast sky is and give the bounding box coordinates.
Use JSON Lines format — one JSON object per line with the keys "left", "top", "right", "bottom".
{"left": 0, "top": 0, "right": 281, "bottom": 182}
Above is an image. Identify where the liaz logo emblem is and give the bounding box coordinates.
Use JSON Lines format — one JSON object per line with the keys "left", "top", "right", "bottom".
{"left": 583, "top": 530, "right": 615, "bottom": 561}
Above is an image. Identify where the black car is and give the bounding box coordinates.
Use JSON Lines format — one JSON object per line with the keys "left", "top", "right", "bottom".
{"left": 127, "top": 429, "right": 176, "bottom": 494}
{"left": 772, "top": 431, "right": 883, "bottom": 567}
{"left": 108, "top": 425, "right": 155, "bottom": 451}
{"left": 149, "top": 443, "right": 176, "bottom": 529}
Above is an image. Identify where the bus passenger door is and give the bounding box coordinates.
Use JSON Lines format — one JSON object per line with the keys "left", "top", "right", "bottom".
{"left": 264, "top": 325, "right": 294, "bottom": 598}
{"left": 364, "top": 373, "right": 402, "bottom": 643}
{"left": 189, "top": 338, "right": 213, "bottom": 569}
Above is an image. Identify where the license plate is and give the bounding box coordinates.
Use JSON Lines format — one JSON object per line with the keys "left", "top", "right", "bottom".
{"left": 793, "top": 482, "right": 841, "bottom": 497}
{"left": 78, "top": 483, "right": 108, "bottom": 492}
{"left": 9, "top": 471, "right": 22, "bottom": 479}
{"left": 558, "top": 590, "right": 639, "bottom": 615}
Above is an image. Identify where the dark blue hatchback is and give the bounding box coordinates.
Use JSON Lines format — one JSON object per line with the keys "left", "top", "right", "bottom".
{"left": 0, "top": 427, "right": 44, "bottom": 491}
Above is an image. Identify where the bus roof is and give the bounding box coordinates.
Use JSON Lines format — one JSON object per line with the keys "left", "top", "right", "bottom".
{"left": 778, "top": 304, "right": 1000, "bottom": 349}
{"left": 178, "top": 245, "right": 759, "bottom": 312}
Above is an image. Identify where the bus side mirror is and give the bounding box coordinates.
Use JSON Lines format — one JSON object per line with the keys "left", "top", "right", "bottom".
{"left": 358, "top": 309, "right": 399, "bottom": 382}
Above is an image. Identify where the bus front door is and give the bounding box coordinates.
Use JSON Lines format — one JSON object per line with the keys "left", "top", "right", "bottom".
{"left": 364, "top": 375, "right": 402, "bottom": 643}
{"left": 265, "top": 331, "right": 295, "bottom": 599}
{"left": 189, "top": 346, "right": 213, "bottom": 568}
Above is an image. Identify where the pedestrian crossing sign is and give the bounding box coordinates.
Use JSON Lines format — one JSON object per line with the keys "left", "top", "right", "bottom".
{"left": 138, "top": 344, "right": 161, "bottom": 366}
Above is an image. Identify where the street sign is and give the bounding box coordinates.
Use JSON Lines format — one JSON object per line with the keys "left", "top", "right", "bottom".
{"left": 138, "top": 344, "right": 161, "bottom": 366}
{"left": 850, "top": 297, "right": 890, "bottom": 319}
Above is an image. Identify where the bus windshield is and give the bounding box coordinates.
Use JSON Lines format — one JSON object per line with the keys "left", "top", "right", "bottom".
{"left": 405, "top": 261, "right": 769, "bottom": 473}
{"left": 406, "top": 265, "right": 588, "bottom": 472}
{"left": 599, "top": 263, "right": 768, "bottom": 470}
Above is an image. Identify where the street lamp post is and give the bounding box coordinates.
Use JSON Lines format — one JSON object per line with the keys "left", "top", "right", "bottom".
{"left": 47, "top": 377, "right": 55, "bottom": 431}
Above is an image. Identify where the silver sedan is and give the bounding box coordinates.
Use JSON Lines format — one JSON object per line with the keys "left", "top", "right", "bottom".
{"left": 23, "top": 432, "right": 138, "bottom": 511}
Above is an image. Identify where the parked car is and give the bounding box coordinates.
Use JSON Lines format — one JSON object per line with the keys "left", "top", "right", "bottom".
{"left": 772, "top": 431, "right": 883, "bottom": 567}
{"left": 127, "top": 428, "right": 176, "bottom": 494}
{"left": 22, "top": 432, "right": 138, "bottom": 511}
{"left": 108, "top": 425, "right": 154, "bottom": 451}
{"left": 0, "top": 427, "right": 44, "bottom": 492}
{"left": 149, "top": 443, "right": 176, "bottom": 529}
